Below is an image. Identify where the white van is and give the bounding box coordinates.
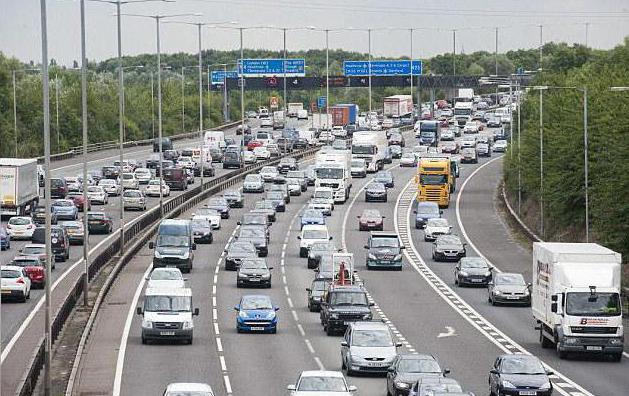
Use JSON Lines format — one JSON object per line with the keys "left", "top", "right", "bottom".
{"left": 204, "top": 131, "right": 226, "bottom": 150}
{"left": 297, "top": 109, "right": 309, "bottom": 120}
{"left": 298, "top": 224, "right": 332, "bottom": 258}
{"left": 136, "top": 287, "right": 199, "bottom": 344}
{"left": 298, "top": 129, "right": 315, "bottom": 146}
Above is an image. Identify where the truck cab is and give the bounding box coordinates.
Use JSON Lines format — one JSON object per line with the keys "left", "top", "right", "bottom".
{"left": 137, "top": 287, "right": 199, "bottom": 344}
{"left": 415, "top": 158, "right": 451, "bottom": 208}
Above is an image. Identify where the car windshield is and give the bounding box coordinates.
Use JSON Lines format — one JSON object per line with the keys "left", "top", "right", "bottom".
{"left": 310, "top": 242, "right": 335, "bottom": 252}
{"left": 150, "top": 269, "right": 182, "bottom": 281}
{"left": 261, "top": 167, "right": 276, "bottom": 174}
{"left": 461, "top": 258, "right": 488, "bottom": 268}
{"left": 420, "top": 384, "right": 463, "bottom": 394}
{"left": 371, "top": 237, "right": 399, "bottom": 248}
{"left": 314, "top": 190, "right": 333, "bottom": 199}
{"left": 351, "top": 160, "right": 365, "bottom": 167}
{"left": 315, "top": 168, "right": 344, "bottom": 179}
{"left": 352, "top": 329, "right": 393, "bottom": 347}
{"left": 297, "top": 377, "right": 347, "bottom": 392}
{"left": 242, "top": 215, "right": 265, "bottom": 225}
{"left": 144, "top": 295, "right": 190, "bottom": 312}
{"left": 368, "top": 183, "right": 385, "bottom": 191}
{"left": 311, "top": 280, "right": 328, "bottom": 291}
{"left": 156, "top": 235, "right": 189, "bottom": 248}
{"left": 500, "top": 356, "right": 546, "bottom": 375}
{"left": 208, "top": 198, "right": 227, "bottom": 206}
{"left": 196, "top": 208, "right": 219, "bottom": 217}
{"left": 398, "top": 358, "right": 442, "bottom": 373}
{"left": 267, "top": 192, "right": 283, "bottom": 200}
{"left": 229, "top": 243, "right": 256, "bottom": 253}
{"left": 304, "top": 210, "right": 323, "bottom": 218}
{"left": 191, "top": 219, "right": 210, "bottom": 228}
{"left": 245, "top": 175, "right": 261, "bottom": 182}
{"left": 13, "top": 258, "right": 40, "bottom": 266}
{"left": 53, "top": 200, "right": 74, "bottom": 207}
{"left": 122, "top": 174, "right": 134, "bottom": 179}
{"left": 88, "top": 213, "right": 106, "bottom": 220}
{"left": 240, "top": 229, "right": 264, "bottom": 238}
{"left": 241, "top": 260, "right": 267, "bottom": 270}
{"left": 565, "top": 292, "right": 621, "bottom": 316}
{"left": 255, "top": 201, "right": 274, "bottom": 210}
{"left": 419, "top": 175, "right": 448, "bottom": 185}
{"left": 303, "top": 230, "right": 328, "bottom": 240}
{"left": 330, "top": 291, "right": 367, "bottom": 306}
{"left": 402, "top": 153, "right": 415, "bottom": 159}
{"left": 124, "top": 191, "right": 142, "bottom": 197}
{"left": 437, "top": 236, "right": 461, "bottom": 246}
{"left": 494, "top": 274, "right": 526, "bottom": 285}
{"left": 362, "top": 210, "right": 381, "bottom": 219}
{"left": 99, "top": 180, "right": 114, "bottom": 185}
{"left": 427, "top": 219, "right": 448, "bottom": 227}
{"left": 241, "top": 296, "right": 273, "bottom": 310}
{"left": 1, "top": 270, "right": 22, "bottom": 278}
{"left": 23, "top": 246, "right": 45, "bottom": 254}
{"left": 9, "top": 217, "right": 31, "bottom": 225}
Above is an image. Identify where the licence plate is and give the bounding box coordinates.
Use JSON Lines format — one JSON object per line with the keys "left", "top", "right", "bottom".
{"left": 250, "top": 326, "right": 265, "bottom": 331}
{"left": 249, "top": 278, "right": 260, "bottom": 282}
{"left": 519, "top": 392, "right": 536, "bottom": 396}
{"left": 367, "top": 362, "right": 384, "bottom": 367}
{"left": 471, "top": 279, "right": 483, "bottom": 282}
{"left": 160, "top": 331, "right": 175, "bottom": 336}
{"left": 586, "top": 346, "right": 602, "bottom": 351}
{"left": 507, "top": 296, "right": 520, "bottom": 299}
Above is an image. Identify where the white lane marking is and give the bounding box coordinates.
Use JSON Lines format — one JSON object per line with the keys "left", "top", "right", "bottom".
{"left": 112, "top": 258, "right": 153, "bottom": 396}
{"left": 223, "top": 375, "right": 233, "bottom": 394}
{"left": 304, "top": 339, "right": 315, "bottom": 354}
{"left": 52, "top": 147, "right": 152, "bottom": 173}
{"left": 314, "top": 357, "right": 325, "bottom": 371}
{"left": 220, "top": 356, "right": 227, "bottom": 371}
{"left": 214, "top": 322, "right": 220, "bottom": 335}
{"left": 394, "top": 178, "right": 594, "bottom": 396}
{"left": 216, "top": 337, "right": 223, "bottom": 352}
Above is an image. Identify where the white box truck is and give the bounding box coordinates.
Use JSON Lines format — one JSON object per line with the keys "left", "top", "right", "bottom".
{"left": 532, "top": 242, "right": 624, "bottom": 361}
{"left": 204, "top": 131, "right": 226, "bottom": 150}
{"left": 287, "top": 102, "right": 304, "bottom": 118}
{"left": 314, "top": 151, "right": 352, "bottom": 203}
{"left": 383, "top": 95, "right": 413, "bottom": 117}
{"left": 351, "top": 131, "right": 388, "bottom": 173}
{"left": 0, "top": 158, "right": 40, "bottom": 216}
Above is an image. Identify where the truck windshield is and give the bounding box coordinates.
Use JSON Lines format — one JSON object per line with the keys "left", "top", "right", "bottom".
{"left": 566, "top": 292, "right": 621, "bottom": 316}
{"left": 144, "top": 295, "right": 191, "bottom": 312}
{"left": 315, "top": 168, "right": 343, "bottom": 179}
{"left": 352, "top": 145, "right": 375, "bottom": 155}
{"left": 156, "top": 235, "right": 189, "bottom": 248}
{"left": 454, "top": 108, "right": 471, "bottom": 116}
{"left": 420, "top": 131, "right": 436, "bottom": 138}
{"left": 420, "top": 174, "right": 448, "bottom": 185}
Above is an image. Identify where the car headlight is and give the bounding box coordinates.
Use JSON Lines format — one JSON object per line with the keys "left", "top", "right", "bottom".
{"left": 141, "top": 319, "right": 153, "bottom": 329}
{"left": 266, "top": 311, "right": 276, "bottom": 320}
{"left": 540, "top": 381, "right": 551, "bottom": 390}
{"left": 494, "top": 289, "right": 502, "bottom": 295}
{"left": 368, "top": 253, "right": 377, "bottom": 260}
{"left": 362, "top": 313, "right": 372, "bottom": 320}
{"left": 484, "top": 271, "right": 492, "bottom": 277}
{"left": 394, "top": 254, "right": 402, "bottom": 261}
{"left": 523, "top": 288, "right": 530, "bottom": 295}
{"left": 434, "top": 248, "right": 444, "bottom": 253}
{"left": 239, "top": 273, "right": 249, "bottom": 278}
{"left": 609, "top": 338, "right": 623, "bottom": 345}
{"left": 239, "top": 311, "right": 248, "bottom": 319}
{"left": 395, "top": 382, "right": 410, "bottom": 390}
{"left": 182, "top": 320, "right": 193, "bottom": 330}
{"left": 502, "top": 380, "right": 516, "bottom": 389}
{"left": 459, "top": 271, "right": 469, "bottom": 277}
{"left": 182, "top": 251, "right": 190, "bottom": 259}
{"left": 261, "top": 273, "right": 271, "bottom": 279}
{"left": 564, "top": 337, "right": 578, "bottom": 344}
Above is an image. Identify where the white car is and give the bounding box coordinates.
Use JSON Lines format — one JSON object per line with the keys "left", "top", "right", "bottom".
{"left": 145, "top": 179, "right": 170, "bottom": 197}
{"left": 253, "top": 146, "right": 271, "bottom": 160}
{"left": 86, "top": 185, "right": 108, "bottom": 205}
{"left": 297, "top": 109, "right": 309, "bottom": 120}
{"left": 1, "top": 265, "right": 31, "bottom": 302}
{"left": 134, "top": 167, "right": 153, "bottom": 184}
{"left": 493, "top": 139, "right": 508, "bottom": 152}
{"left": 98, "top": 179, "right": 121, "bottom": 196}
{"left": 259, "top": 166, "right": 278, "bottom": 182}
{"left": 6, "top": 216, "right": 36, "bottom": 239}
{"left": 164, "top": 383, "right": 214, "bottom": 396}
{"left": 243, "top": 150, "right": 257, "bottom": 164}
{"left": 424, "top": 218, "right": 452, "bottom": 241}
{"left": 122, "top": 189, "right": 147, "bottom": 211}
{"left": 6, "top": 216, "right": 36, "bottom": 240}
{"left": 411, "top": 145, "right": 428, "bottom": 160}
{"left": 463, "top": 122, "right": 479, "bottom": 134}
{"left": 287, "top": 371, "right": 356, "bottom": 395}
{"left": 382, "top": 118, "right": 394, "bottom": 129}
{"left": 65, "top": 176, "right": 82, "bottom": 192}
{"left": 318, "top": 130, "right": 335, "bottom": 144}
{"left": 191, "top": 208, "right": 221, "bottom": 229}
{"left": 400, "top": 152, "right": 417, "bottom": 167}
{"left": 260, "top": 117, "right": 273, "bottom": 128}
{"left": 312, "top": 187, "right": 335, "bottom": 210}
{"left": 308, "top": 198, "right": 333, "bottom": 216}
{"left": 177, "top": 156, "right": 195, "bottom": 170}
{"left": 298, "top": 224, "right": 332, "bottom": 257}
{"left": 461, "top": 136, "right": 477, "bottom": 148}
{"left": 146, "top": 267, "right": 185, "bottom": 289}
{"left": 331, "top": 126, "right": 347, "bottom": 138}
{"left": 350, "top": 159, "right": 367, "bottom": 178}
{"left": 121, "top": 173, "right": 139, "bottom": 190}
{"left": 113, "top": 159, "right": 133, "bottom": 173}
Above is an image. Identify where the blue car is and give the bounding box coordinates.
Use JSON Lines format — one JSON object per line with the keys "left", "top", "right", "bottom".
{"left": 300, "top": 209, "right": 325, "bottom": 230}
{"left": 51, "top": 199, "right": 79, "bottom": 221}
{"left": 0, "top": 226, "right": 10, "bottom": 250}
{"left": 235, "top": 295, "right": 279, "bottom": 334}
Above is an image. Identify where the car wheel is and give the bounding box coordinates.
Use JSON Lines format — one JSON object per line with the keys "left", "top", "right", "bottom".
{"left": 20, "top": 290, "right": 27, "bottom": 303}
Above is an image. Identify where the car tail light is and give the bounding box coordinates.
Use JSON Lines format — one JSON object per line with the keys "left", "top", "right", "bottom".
{"left": 27, "top": 225, "right": 33, "bottom": 229}
{"left": 6, "top": 224, "right": 11, "bottom": 229}
{"left": 16, "top": 278, "right": 25, "bottom": 284}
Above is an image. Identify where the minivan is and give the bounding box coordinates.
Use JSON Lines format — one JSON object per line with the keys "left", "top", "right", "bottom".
{"left": 50, "top": 178, "right": 68, "bottom": 198}
{"left": 31, "top": 225, "right": 69, "bottom": 264}
{"left": 162, "top": 167, "right": 187, "bottom": 191}
{"left": 153, "top": 137, "right": 173, "bottom": 152}
{"left": 136, "top": 287, "right": 199, "bottom": 344}
{"left": 222, "top": 151, "right": 242, "bottom": 169}
{"left": 149, "top": 219, "right": 196, "bottom": 273}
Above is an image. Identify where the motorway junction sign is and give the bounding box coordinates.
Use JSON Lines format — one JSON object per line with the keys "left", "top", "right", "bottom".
{"left": 344, "top": 60, "right": 423, "bottom": 76}
{"left": 238, "top": 59, "right": 306, "bottom": 77}
{"left": 211, "top": 70, "right": 238, "bottom": 85}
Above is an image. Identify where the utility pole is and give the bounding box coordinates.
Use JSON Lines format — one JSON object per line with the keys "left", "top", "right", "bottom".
{"left": 283, "top": 28, "right": 287, "bottom": 113}
{"left": 150, "top": 72, "right": 155, "bottom": 139}
{"left": 240, "top": 28, "right": 245, "bottom": 154}
{"left": 80, "top": 0, "right": 90, "bottom": 307}
{"left": 409, "top": 28, "right": 413, "bottom": 99}
{"left": 585, "top": 22, "right": 589, "bottom": 47}
{"left": 452, "top": 29, "right": 456, "bottom": 76}
{"left": 325, "top": 29, "right": 330, "bottom": 126}
{"left": 12, "top": 71, "right": 18, "bottom": 157}
{"left": 368, "top": 28, "right": 372, "bottom": 112}
{"left": 116, "top": 0, "right": 125, "bottom": 255}
{"left": 55, "top": 73, "right": 60, "bottom": 152}
{"left": 539, "top": 88, "right": 544, "bottom": 238}
{"left": 583, "top": 87, "right": 589, "bottom": 242}
{"left": 181, "top": 66, "right": 186, "bottom": 132}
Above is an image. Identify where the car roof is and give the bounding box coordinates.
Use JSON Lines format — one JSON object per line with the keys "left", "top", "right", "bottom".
{"left": 398, "top": 353, "right": 436, "bottom": 360}
{"left": 145, "top": 287, "right": 191, "bottom": 297}
{"left": 299, "top": 370, "right": 345, "bottom": 378}
{"left": 1, "top": 265, "right": 26, "bottom": 272}
{"left": 369, "top": 232, "right": 398, "bottom": 238}
{"left": 301, "top": 224, "right": 328, "bottom": 231}
{"left": 349, "top": 321, "right": 389, "bottom": 330}
{"left": 165, "top": 383, "right": 213, "bottom": 392}
{"left": 329, "top": 284, "right": 365, "bottom": 293}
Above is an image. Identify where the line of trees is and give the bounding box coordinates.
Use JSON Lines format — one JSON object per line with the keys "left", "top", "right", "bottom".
{"left": 503, "top": 37, "right": 629, "bottom": 261}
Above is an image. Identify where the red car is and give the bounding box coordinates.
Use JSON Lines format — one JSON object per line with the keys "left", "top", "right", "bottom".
{"left": 11, "top": 255, "right": 46, "bottom": 288}
{"left": 247, "top": 140, "right": 263, "bottom": 151}
{"left": 436, "top": 100, "right": 449, "bottom": 109}
{"left": 441, "top": 141, "right": 460, "bottom": 154}
{"left": 357, "top": 208, "right": 385, "bottom": 231}
{"left": 439, "top": 117, "right": 449, "bottom": 127}
{"left": 67, "top": 192, "right": 91, "bottom": 212}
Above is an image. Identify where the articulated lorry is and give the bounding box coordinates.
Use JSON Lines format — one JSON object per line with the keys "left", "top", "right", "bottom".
{"left": 383, "top": 95, "right": 413, "bottom": 117}
{"left": 330, "top": 104, "right": 358, "bottom": 126}
{"left": 314, "top": 151, "right": 352, "bottom": 203}
{"left": 532, "top": 242, "right": 623, "bottom": 361}
{"left": 0, "top": 158, "right": 39, "bottom": 216}
{"left": 351, "top": 131, "right": 388, "bottom": 173}
{"left": 415, "top": 158, "right": 451, "bottom": 208}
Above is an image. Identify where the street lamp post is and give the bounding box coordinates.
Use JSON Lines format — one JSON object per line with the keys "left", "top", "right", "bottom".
{"left": 79, "top": 0, "right": 89, "bottom": 307}
{"left": 368, "top": 28, "right": 372, "bottom": 112}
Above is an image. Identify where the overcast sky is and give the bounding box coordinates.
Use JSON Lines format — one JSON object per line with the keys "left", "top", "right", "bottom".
{"left": 2, "top": 0, "right": 629, "bottom": 66}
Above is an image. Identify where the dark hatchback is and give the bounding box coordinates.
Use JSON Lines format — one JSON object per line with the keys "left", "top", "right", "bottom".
{"left": 454, "top": 257, "right": 493, "bottom": 286}
{"left": 87, "top": 211, "right": 113, "bottom": 234}
{"left": 374, "top": 170, "right": 394, "bottom": 188}
{"left": 50, "top": 177, "right": 68, "bottom": 198}
{"left": 207, "top": 197, "right": 230, "bottom": 219}
{"left": 236, "top": 227, "right": 268, "bottom": 257}
{"left": 32, "top": 205, "right": 58, "bottom": 225}
{"left": 365, "top": 182, "right": 388, "bottom": 202}
{"left": 223, "top": 190, "right": 244, "bottom": 208}
{"left": 489, "top": 354, "right": 553, "bottom": 396}
{"left": 432, "top": 235, "right": 466, "bottom": 262}
{"left": 306, "top": 278, "right": 330, "bottom": 312}
{"left": 101, "top": 166, "right": 120, "bottom": 180}
{"left": 31, "top": 226, "right": 70, "bottom": 262}
{"left": 190, "top": 217, "right": 213, "bottom": 244}
{"left": 386, "top": 354, "right": 449, "bottom": 396}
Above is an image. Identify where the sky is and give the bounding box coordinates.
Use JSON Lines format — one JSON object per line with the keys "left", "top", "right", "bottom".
{"left": 1, "top": 0, "right": 629, "bottom": 66}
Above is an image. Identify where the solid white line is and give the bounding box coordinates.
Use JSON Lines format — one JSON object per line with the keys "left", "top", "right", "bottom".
{"left": 223, "top": 375, "right": 233, "bottom": 394}
{"left": 623, "top": 351, "right": 629, "bottom": 358}
{"left": 111, "top": 260, "right": 153, "bottom": 396}
{"left": 219, "top": 356, "right": 227, "bottom": 371}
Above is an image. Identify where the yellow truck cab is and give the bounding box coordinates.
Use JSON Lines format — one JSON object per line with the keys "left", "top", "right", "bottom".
{"left": 423, "top": 153, "right": 458, "bottom": 193}
{"left": 415, "top": 158, "right": 451, "bottom": 208}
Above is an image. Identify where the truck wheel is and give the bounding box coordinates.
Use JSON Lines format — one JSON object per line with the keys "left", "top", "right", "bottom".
{"left": 540, "top": 332, "right": 553, "bottom": 348}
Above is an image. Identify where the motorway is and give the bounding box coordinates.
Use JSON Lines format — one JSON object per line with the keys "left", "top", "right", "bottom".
{"left": 0, "top": 119, "right": 269, "bottom": 394}
{"left": 16, "top": 122, "right": 629, "bottom": 395}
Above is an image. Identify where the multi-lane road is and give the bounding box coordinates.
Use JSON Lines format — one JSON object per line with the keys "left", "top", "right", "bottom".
{"left": 67, "top": 124, "right": 628, "bottom": 396}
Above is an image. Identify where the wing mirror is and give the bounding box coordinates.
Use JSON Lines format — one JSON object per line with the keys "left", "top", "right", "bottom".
{"left": 136, "top": 307, "right": 143, "bottom": 315}
{"left": 341, "top": 341, "right": 348, "bottom": 347}
{"left": 148, "top": 241, "right": 154, "bottom": 249}
{"left": 193, "top": 308, "right": 200, "bottom": 316}
{"left": 395, "top": 342, "right": 403, "bottom": 347}
{"left": 234, "top": 305, "right": 240, "bottom": 311}
{"left": 443, "top": 368, "right": 451, "bottom": 375}
{"left": 489, "top": 369, "right": 499, "bottom": 375}
{"left": 348, "top": 385, "right": 357, "bottom": 392}
{"left": 287, "top": 385, "right": 296, "bottom": 391}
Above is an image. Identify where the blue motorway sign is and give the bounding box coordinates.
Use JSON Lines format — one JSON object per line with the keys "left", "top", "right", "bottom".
{"left": 211, "top": 70, "right": 238, "bottom": 85}
{"left": 317, "top": 96, "right": 327, "bottom": 109}
{"left": 343, "top": 60, "right": 423, "bottom": 76}
{"left": 239, "top": 59, "right": 305, "bottom": 77}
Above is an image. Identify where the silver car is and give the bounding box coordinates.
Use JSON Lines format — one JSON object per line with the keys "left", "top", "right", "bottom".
{"left": 122, "top": 189, "right": 146, "bottom": 211}
{"left": 287, "top": 370, "right": 356, "bottom": 395}
{"left": 341, "top": 321, "right": 401, "bottom": 376}
{"left": 243, "top": 174, "right": 264, "bottom": 193}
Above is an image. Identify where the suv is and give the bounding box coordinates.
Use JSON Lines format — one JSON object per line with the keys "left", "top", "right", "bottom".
{"left": 320, "top": 284, "right": 372, "bottom": 335}
{"left": 364, "top": 232, "right": 405, "bottom": 270}
{"left": 31, "top": 225, "right": 69, "bottom": 263}
{"left": 50, "top": 177, "right": 68, "bottom": 198}
{"left": 341, "top": 321, "right": 401, "bottom": 375}
{"left": 223, "top": 150, "right": 242, "bottom": 169}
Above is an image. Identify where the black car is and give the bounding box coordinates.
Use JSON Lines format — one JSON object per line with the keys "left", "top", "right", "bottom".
{"left": 238, "top": 213, "right": 271, "bottom": 240}
{"left": 364, "top": 232, "right": 404, "bottom": 270}
{"left": 278, "top": 157, "right": 298, "bottom": 174}
{"left": 286, "top": 170, "right": 307, "bottom": 192}
{"left": 386, "top": 354, "right": 449, "bottom": 396}
{"left": 49, "top": 177, "right": 69, "bottom": 198}
{"left": 410, "top": 377, "right": 463, "bottom": 396}
{"left": 86, "top": 211, "right": 113, "bottom": 234}
{"left": 32, "top": 205, "right": 58, "bottom": 225}
{"left": 374, "top": 170, "right": 394, "bottom": 188}
{"left": 236, "top": 123, "right": 251, "bottom": 135}
{"left": 224, "top": 241, "right": 258, "bottom": 270}
{"left": 31, "top": 226, "right": 69, "bottom": 263}
{"left": 206, "top": 197, "right": 230, "bottom": 219}
{"left": 489, "top": 354, "right": 553, "bottom": 396}
{"left": 252, "top": 202, "right": 277, "bottom": 223}
{"left": 223, "top": 190, "right": 244, "bottom": 208}
{"left": 454, "top": 257, "right": 493, "bottom": 286}
{"left": 236, "top": 258, "right": 272, "bottom": 288}
{"left": 190, "top": 217, "right": 213, "bottom": 244}
{"left": 163, "top": 149, "right": 179, "bottom": 163}
{"left": 276, "top": 138, "right": 294, "bottom": 153}
{"left": 320, "top": 284, "right": 373, "bottom": 336}
{"left": 209, "top": 147, "right": 223, "bottom": 163}
{"left": 432, "top": 235, "right": 466, "bottom": 262}
{"left": 306, "top": 278, "right": 330, "bottom": 312}
{"left": 153, "top": 137, "right": 173, "bottom": 152}
{"left": 307, "top": 241, "right": 337, "bottom": 269}
{"left": 265, "top": 191, "right": 286, "bottom": 212}
{"left": 365, "top": 182, "right": 388, "bottom": 202}
{"left": 388, "top": 132, "right": 405, "bottom": 147}
{"left": 101, "top": 166, "right": 120, "bottom": 180}
{"left": 222, "top": 151, "right": 242, "bottom": 169}
{"left": 488, "top": 273, "right": 531, "bottom": 306}
{"left": 236, "top": 227, "right": 268, "bottom": 257}
{"left": 293, "top": 138, "right": 308, "bottom": 150}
